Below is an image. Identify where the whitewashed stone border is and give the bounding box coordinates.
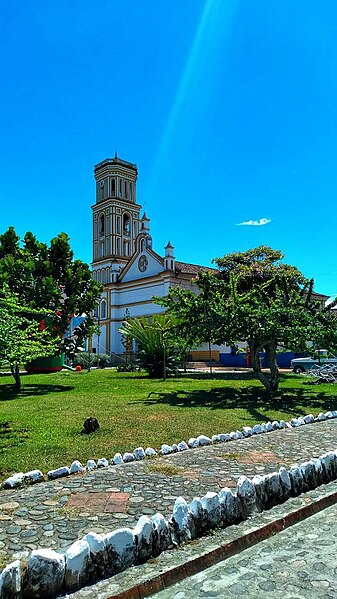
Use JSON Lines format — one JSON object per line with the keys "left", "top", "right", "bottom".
{"left": 2, "top": 447, "right": 337, "bottom": 598}
{"left": 2, "top": 410, "right": 337, "bottom": 490}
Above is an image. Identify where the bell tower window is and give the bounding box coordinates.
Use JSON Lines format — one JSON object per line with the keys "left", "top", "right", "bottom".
{"left": 99, "top": 215, "right": 105, "bottom": 237}
{"left": 123, "top": 213, "right": 131, "bottom": 234}
{"left": 111, "top": 178, "right": 116, "bottom": 196}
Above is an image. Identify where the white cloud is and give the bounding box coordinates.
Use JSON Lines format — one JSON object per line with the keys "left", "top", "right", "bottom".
{"left": 237, "top": 217, "right": 271, "bottom": 226}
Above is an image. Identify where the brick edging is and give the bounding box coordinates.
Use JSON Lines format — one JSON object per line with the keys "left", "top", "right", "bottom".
{"left": 110, "top": 489, "right": 337, "bottom": 599}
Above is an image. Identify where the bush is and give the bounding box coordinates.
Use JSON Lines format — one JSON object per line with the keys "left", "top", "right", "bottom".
{"left": 73, "top": 352, "right": 110, "bottom": 369}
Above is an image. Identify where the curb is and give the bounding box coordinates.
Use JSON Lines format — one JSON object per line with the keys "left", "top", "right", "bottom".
{"left": 109, "top": 488, "right": 337, "bottom": 599}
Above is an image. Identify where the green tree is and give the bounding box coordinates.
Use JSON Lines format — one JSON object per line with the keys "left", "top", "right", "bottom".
{"left": 119, "top": 313, "right": 182, "bottom": 378}
{"left": 0, "top": 227, "right": 102, "bottom": 356}
{"left": 0, "top": 288, "right": 59, "bottom": 388}
{"left": 159, "top": 246, "right": 337, "bottom": 393}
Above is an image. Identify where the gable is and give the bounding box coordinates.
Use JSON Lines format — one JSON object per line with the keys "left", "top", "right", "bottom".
{"left": 119, "top": 247, "right": 164, "bottom": 282}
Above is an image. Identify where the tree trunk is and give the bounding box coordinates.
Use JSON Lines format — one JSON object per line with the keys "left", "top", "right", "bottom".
{"left": 10, "top": 363, "right": 21, "bottom": 389}
{"left": 249, "top": 342, "right": 274, "bottom": 393}
{"left": 265, "top": 341, "right": 279, "bottom": 393}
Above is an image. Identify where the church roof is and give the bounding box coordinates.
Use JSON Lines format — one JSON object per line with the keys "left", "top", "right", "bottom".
{"left": 175, "top": 261, "right": 217, "bottom": 275}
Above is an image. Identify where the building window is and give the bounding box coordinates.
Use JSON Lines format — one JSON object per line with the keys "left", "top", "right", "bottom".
{"left": 111, "top": 177, "right": 116, "bottom": 196}
{"left": 123, "top": 213, "right": 131, "bottom": 234}
{"left": 119, "top": 178, "right": 122, "bottom": 195}
{"left": 99, "top": 214, "right": 104, "bottom": 237}
{"left": 100, "top": 242, "right": 104, "bottom": 257}
{"left": 100, "top": 300, "right": 107, "bottom": 320}
{"left": 123, "top": 241, "right": 129, "bottom": 256}
{"left": 129, "top": 182, "right": 133, "bottom": 201}
{"left": 117, "top": 238, "right": 121, "bottom": 255}
{"left": 116, "top": 216, "right": 121, "bottom": 234}
{"left": 125, "top": 181, "right": 128, "bottom": 199}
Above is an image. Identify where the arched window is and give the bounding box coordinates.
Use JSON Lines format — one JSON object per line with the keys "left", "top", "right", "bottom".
{"left": 123, "top": 213, "right": 131, "bottom": 234}
{"left": 100, "top": 300, "right": 107, "bottom": 320}
{"left": 101, "top": 269, "right": 106, "bottom": 284}
{"left": 140, "top": 238, "right": 145, "bottom": 252}
{"left": 100, "top": 241, "right": 104, "bottom": 257}
{"left": 129, "top": 182, "right": 133, "bottom": 201}
{"left": 111, "top": 177, "right": 116, "bottom": 196}
{"left": 97, "top": 270, "right": 101, "bottom": 283}
{"left": 125, "top": 180, "right": 128, "bottom": 199}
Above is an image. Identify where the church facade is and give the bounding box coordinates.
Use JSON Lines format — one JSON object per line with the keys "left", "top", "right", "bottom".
{"left": 90, "top": 155, "right": 217, "bottom": 360}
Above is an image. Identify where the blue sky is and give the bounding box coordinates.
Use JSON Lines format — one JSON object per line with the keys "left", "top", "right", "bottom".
{"left": 1, "top": 0, "right": 337, "bottom": 295}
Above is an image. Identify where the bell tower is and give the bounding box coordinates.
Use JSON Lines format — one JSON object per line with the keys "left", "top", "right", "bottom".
{"left": 91, "top": 154, "right": 141, "bottom": 284}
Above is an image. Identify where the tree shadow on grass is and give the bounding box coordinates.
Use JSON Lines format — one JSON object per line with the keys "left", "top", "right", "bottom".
{"left": 0, "top": 384, "right": 74, "bottom": 402}
{"left": 134, "top": 385, "right": 337, "bottom": 424}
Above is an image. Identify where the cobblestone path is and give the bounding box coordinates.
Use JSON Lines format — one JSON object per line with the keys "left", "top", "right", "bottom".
{"left": 1, "top": 419, "right": 337, "bottom": 565}
{"left": 152, "top": 501, "right": 337, "bottom": 598}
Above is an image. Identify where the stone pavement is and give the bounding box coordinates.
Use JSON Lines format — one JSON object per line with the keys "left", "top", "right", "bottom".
{"left": 151, "top": 500, "right": 337, "bottom": 599}
{"left": 1, "top": 419, "right": 337, "bottom": 573}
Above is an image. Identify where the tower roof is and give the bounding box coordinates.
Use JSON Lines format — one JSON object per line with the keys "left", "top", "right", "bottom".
{"left": 94, "top": 156, "right": 137, "bottom": 175}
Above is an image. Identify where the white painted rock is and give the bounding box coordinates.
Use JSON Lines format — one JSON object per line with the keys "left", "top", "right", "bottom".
{"left": 24, "top": 470, "right": 44, "bottom": 484}
{"left": 200, "top": 492, "right": 221, "bottom": 528}
{"left": 82, "top": 531, "right": 108, "bottom": 580}
{"left": 160, "top": 444, "right": 173, "bottom": 455}
{"left": 113, "top": 453, "right": 123, "bottom": 465}
{"left": 133, "top": 447, "right": 146, "bottom": 460}
{"left": 172, "top": 497, "right": 193, "bottom": 543}
{"left": 252, "top": 424, "right": 263, "bottom": 434}
{"left": 300, "top": 461, "right": 317, "bottom": 491}
{"left": 105, "top": 528, "right": 136, "bottom": 575}
{"left": 145, "top": 447, "right": 157, "bottom": 456}
{"left": 260, "top": 423, "right": 267, "bottom": 433}
{"left": 3, "top": 473, "right": 25, "bottom": 489}
{"left": 123, "top": 452, "right": 135, "bottom": 462}
{"left": 172, "top": 444, "right": 178, "bottom": 452}
{"left": 86, "top": 460, "right": 97, "bottom": 470}
{"left": 325, "top": 411, "right": 334, "bottom": 419}
{"left": 320, "top": 452, "right": 337, "bottom": 482}
{"left": 236, "top": 476, "right": 257, "bottom": 515}
{"left": 235, "top": 430, "right": 243, "bottom": 439}
{"left": 189, "top": 497, "right": 204, "bottom": 534}
{"left": 309, "top": 458, "right": 324, "bottom": 487}
{"left": 229, "top": 431, "right": 238, "bottom": 440}
{"left": 317, "top": 412, "right": 327, "bottom": 421}
{"left": 23, "top": 549, "right": 65, "bottom": 598}
{"left": 279, "top": 420, "right": 287, "bottom": 429}
{"left": 151, "top": 512, "right": 173, "bottom": 556}
{"left": 303, "top": 414, "right": 314, "bottom": 424}
{"left": 47, "top": 466, "right": 70, "bottom": 480}
{"left": 242, "top": 427, "right": 253, "bottom": 437}
{"left": 271, "top": 421, "right": 280, "bottom": 430}
{"left": 97, "top": 458, "right": 109, "bottom": 468}
{"left": 331, "top": 410, "right": 337, "bottom": 418}
{"left": 177, "top": 441, "right": 188, "bottom": 451}
{"left": 196, "top": 435, "right": 212, "bottom": 446}
{"left": 133, "top": 515, "right": 153, "bottom": 563}
{"left": 264, "top": 472, "right": 281, "bottom": 507}
{"left": 297, "top": 417, "right": 305, "bottom": 426}
{"left": 219, "top": 433, "right": 231, "bottom": 442}
{"left": 65, "top": 539, "right": 90, "bottom": 591}
{"left": 252, "top": 474, "right": 266, "bottom": 511}
{"left": 279, "top": 466, "right": 291, "bottom": 500}
{"left": 70, "top": 460, "right": 84, "bottom": 474}
{"left": 265, "top": 421, "right": 273, "bottom": 432}
{"left": 289, "top": 465, "right": 303, "bottom": 495}
{"left": 188, "top": 438, "right": 198, "bottom": 448}
{"left": 211, "top": 434, "right": 221, "bottom": 443}
{"left": 218, "top": 487, "right": 241, "bottom": 524}
{"left": 0, "top": 559, "right": 21, "bottom": 598}
{"left": 290, "top": 418, "right": 301, "bottom": 427}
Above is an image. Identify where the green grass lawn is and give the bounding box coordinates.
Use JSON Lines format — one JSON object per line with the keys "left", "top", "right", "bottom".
{"left": 1, "top": 369, "right": 337, "bottom": 480}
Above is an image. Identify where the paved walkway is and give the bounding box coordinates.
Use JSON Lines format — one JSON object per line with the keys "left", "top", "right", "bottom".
{"left": 152, "top": 501, "right": 337, "bottom": 598}
{"left": 1, "top": 419, "right": 337, "bottom": 568}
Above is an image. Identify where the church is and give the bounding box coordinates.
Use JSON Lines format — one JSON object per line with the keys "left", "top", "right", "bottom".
{"left": 90, "top": 154, "right": 217, "bottom": 361}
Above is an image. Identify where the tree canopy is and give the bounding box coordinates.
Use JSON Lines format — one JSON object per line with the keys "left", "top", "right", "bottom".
{"left": 0, "top": 227, "right": 102, "bottom": 356}
{"left": 158, "top": 246, "right": 337, "bottom": 393}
